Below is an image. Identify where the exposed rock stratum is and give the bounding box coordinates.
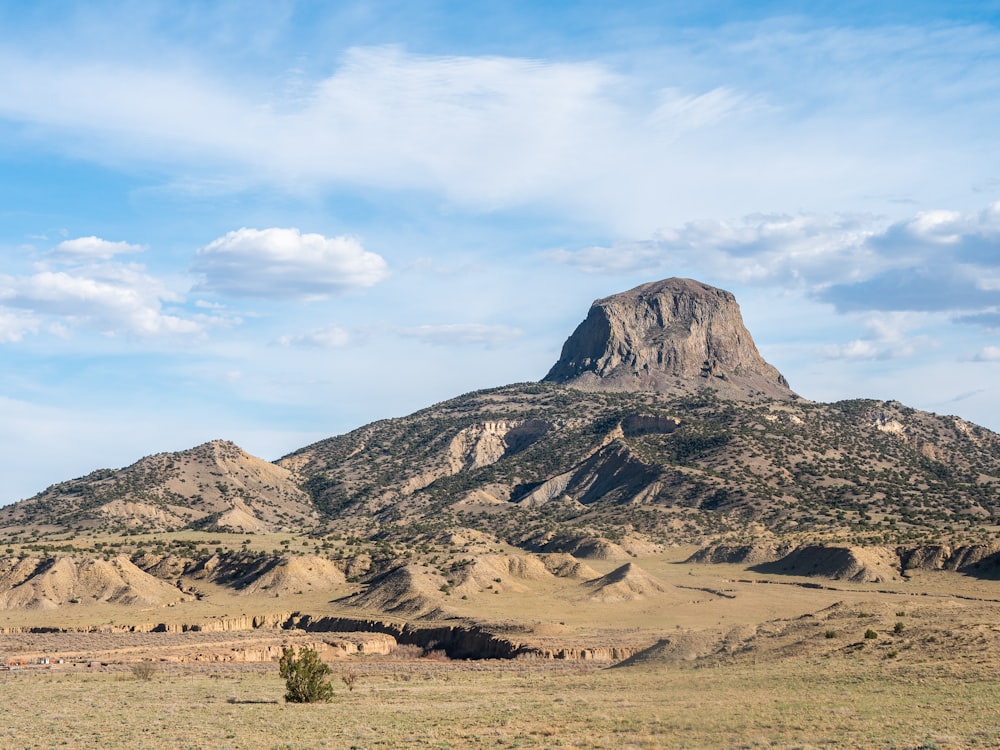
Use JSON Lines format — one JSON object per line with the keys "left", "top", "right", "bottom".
{"left": 543, "top": 277, "right": 793, "bottom": 399}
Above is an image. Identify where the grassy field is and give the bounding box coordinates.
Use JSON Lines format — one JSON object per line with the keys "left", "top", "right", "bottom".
{"left": 3, "top": 653, "right": 999, "bottom": 750}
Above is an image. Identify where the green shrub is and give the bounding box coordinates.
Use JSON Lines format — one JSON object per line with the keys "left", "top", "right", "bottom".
{"left": 864, "top": 629, "right": 878, "bottom": 640}
{"left": 279, "top": 646, "right": 334, "bottom": 703}
{"left": 893, "top": 621, "right": 905, "bottom": 634}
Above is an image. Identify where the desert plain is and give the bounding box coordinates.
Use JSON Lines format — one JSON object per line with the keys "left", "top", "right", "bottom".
{"left": 3, "top": 542, "right": 998, "bottom": 750}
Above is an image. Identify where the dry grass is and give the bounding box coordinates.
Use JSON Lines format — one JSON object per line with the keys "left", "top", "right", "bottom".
{"left": 3, "top": 547, "right": 1000, "bottom": 748}
{"left": 2, "top": 654, "right": 998, "bottom": 749}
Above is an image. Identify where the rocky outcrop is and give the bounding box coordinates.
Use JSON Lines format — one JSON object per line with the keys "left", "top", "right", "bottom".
{"left": 448, "top": 420, "right": 551, "bottom": 473}
{"left": 543, "top": 278, "right": 793, "bottom": 399}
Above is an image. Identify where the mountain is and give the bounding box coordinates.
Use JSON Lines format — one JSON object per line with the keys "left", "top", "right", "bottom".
{"left": 543, "top": 278, "right": 793, "bottom": 400}
{"left": 0, "top": 439, "right": 317, "bottom": 535}
{"left": 3, "top": 278, "right": 1000, "bottom": 552}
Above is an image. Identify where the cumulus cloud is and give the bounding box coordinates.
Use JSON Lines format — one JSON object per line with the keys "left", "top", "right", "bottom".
{"left": 51, "top": 236, "right": 144, "bottom": 261}
{"left": 275, "top": 325, "right": 351, "bottom": 348}
{"left": 398, "top": 323, "right": 523, "bottom": 347}
{"left": 820, "top": 204, "right": 1000, "bottom": 313}
{"left": 193, "top": 228, "right": 388, "bottom": 299}
{"left": 0, "top": 264, "right": 200, "bottom": 336}
{"left": 0, "top": 237, "right": 211, "bottom": 339}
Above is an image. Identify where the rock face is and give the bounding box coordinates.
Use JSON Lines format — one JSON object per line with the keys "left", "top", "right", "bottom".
{"left": 543, "top": 278, "right": 793, "bottom": 399}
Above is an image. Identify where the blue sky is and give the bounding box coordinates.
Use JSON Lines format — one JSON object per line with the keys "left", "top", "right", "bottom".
{"left": 2, "top": 1, "right": 1000, "bottom": 503}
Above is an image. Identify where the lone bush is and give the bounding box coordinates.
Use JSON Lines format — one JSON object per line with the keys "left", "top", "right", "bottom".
{"left": 131, "top": 662, "right": 157, "bottom": 681}
{"left": 279, "top": 646, "right": 334, "bottom": 703}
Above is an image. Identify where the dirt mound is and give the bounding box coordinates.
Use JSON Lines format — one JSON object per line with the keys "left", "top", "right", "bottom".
{"left": 620, "top": 536, "right": 664, "bottom": 556}
{"left": 945, "top": 543, "right": 1000, "bottom": 577}
{"left": 898, "top": 543, "right": 1000, "bottom": 578}
{"left": 131, "top": 552, "right": 192, "bottom": 580}
{"left": 614, "top": 630, "right": 726, "bottom": 667}
{"left": 899, "top": 545, "right": 952, "bottom": 571}
{"left": 435, "top": 528, "right": 499, "bottom": 549}
{"left": 451, "top": 554, "right": 553, "bottom": 595}
{"left": 580, "top": 562, "right": 672, "bottom": 602}
{"left": 343, "top": 564, "right": 447, "bottom": 617}
{"left": 235, "top": 554, "right": 347, "bottom": 596}
{"left": 687, "top": 541, "right": 793, "bottom": 566}
{"left": 524, "top": 531, "right": 631, "bottom": 561}
{"left": 0, "top": 555, "right": 185, "bottom": 610}
{"left": 752, "top": 545, "right": 901, "bottom": 583}
{"left": 210, "top": 502, "right": 271, "bottom": 533}
{"left": 542, "top": 553, "right": 600, "bottom": 580}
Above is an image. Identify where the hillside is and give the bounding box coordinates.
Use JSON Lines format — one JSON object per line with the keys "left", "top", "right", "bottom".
{"left": 279, "top": 383, "right": 1000, "bottom": 548}
{"left": 0, "top": 439, "right": 317, "bottom": 536}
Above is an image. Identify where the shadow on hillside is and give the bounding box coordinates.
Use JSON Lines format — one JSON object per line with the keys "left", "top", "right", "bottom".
{"left": 747, "top": 548, "right": 1000, "bottom": 582}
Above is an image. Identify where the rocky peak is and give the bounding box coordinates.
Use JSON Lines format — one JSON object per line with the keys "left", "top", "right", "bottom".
{"left": 542, "top": 278, "right": 794, "bottom": 399}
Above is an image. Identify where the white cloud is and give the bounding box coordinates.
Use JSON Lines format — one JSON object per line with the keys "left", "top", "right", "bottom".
{"left": 0, "top": 19, "right": 996, "bottom": 237}
{"left": 546, "top": 212, "right": 882, "bottom": 288}
{"left": 0, "top": 237, "right": 212, "bottom": 338}
{"left": 819, "top": 312, "right": 934, "bottom": 361}
{"left": 398, "top": 323, "right": 523, "bottom": 347}
{"left": 0, "top": 265, "right": 200, "bottom": 336}
{"left": 820, "top": 339, "right": 880, "bottom": 360}
{"left": 973, "top": 345, "right": 1000, "bottom": 362}
{"left": 193, "top": 227, "right": 388, "bottom": 299}
{"left": 0, "top": 311, "right": 39, "bottom": 342}
{"left": 276, "top": 325, "right": 351, "bottom": 348}
{"left": 51, "top": 236, "right": 144, "bottom": 261}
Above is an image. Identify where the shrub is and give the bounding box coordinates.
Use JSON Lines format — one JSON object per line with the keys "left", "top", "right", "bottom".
{"left": 893, "top": 621, "right": 905, "bottom": 634}
{"left": 824, "top": 630, "right": 837, "bottom": 639}
{"left": 864, "top": 629, "right": 878, "bottom": 640}
{"left": 279, "top": 646, "right": 334, "bottom": 703}
{"left": 131, "top": 661, "right": 157, "bottom": 681}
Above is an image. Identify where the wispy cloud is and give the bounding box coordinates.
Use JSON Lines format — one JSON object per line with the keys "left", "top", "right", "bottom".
{"left": 546, "top": 212, "right": 882, "bottom": 287}
{"left": 819, "top": 312, "right": 932, "bottom": 361}
{"left": 51, "top": 236, "right": 144, "bottom": 261}
{"left": 192, "top": 227, "right": 388, "bottom": 299}
{"left": 398, "top": 323, "right": 523, "bottom": 347}
{"left": 8, "top": 25, "right": 997, "bottom": 229}
{"left": 275, "top": 325, "right": 351, "bottom": 349}
{"left": 551, "top": 203, "right": 1000, "bottom": 315}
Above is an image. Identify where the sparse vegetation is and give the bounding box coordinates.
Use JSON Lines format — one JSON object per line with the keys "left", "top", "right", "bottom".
{"left": 278, "top": 646, "right": 334, "bottom": 703}
{"left": 130, "top": 661, "right": 157, "bottom": 681}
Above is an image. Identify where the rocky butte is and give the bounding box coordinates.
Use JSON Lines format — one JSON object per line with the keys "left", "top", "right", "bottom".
{"left": 543, "top": 277, "right": 794, "bottom": 400}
